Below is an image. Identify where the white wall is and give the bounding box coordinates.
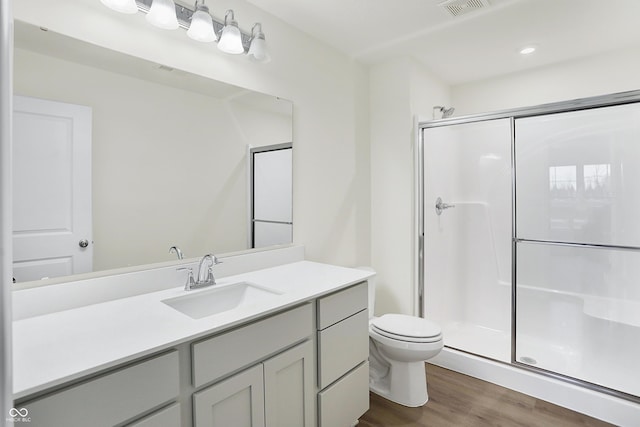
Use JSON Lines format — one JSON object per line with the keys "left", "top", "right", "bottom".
{"left": 14, "top": 0, "right": 371, "bottom": 269}
{"left": 370, "top": 58, "right": 449, "bottom": 316}
{"left": 452, "top": 45, "right": 640, "bottom": 115}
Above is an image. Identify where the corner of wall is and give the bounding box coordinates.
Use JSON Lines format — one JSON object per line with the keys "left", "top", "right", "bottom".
{"left": 369, "top": 57, "right": 451, "bottom": 316}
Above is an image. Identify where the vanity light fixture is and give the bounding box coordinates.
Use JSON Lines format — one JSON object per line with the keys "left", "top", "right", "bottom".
{"left": 248, "top": 23, "right": 270, "bottom": 63}
{"left": 101, "top": 0, "right": 139, "bottom": 14}
{"left": 186, "top": 0, "right": 216, "bottom": 42}
{"left": 99, "top": 0, "right": 269, "bottom": 60}
{"left": 146, "top": 0, "right": 179, "bottom": 30}
{"left": 218, "top": 10, "right": 245, "bottom": 54}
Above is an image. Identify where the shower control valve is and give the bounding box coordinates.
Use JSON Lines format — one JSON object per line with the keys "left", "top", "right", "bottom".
{"left": 435, "top": 197, "right": 456, "bottom": 216}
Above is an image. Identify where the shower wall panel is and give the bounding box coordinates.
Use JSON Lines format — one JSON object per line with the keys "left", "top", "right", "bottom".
{"left": 423, "top": 119, "right": 512, "bottom": 362}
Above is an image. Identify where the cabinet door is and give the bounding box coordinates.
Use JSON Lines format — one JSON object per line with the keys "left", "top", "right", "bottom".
{"left": 264, "top": 340, "right": 314, "bottom": 427}
{"left": 193, "top": 365, "right": 265, "bottom": 427}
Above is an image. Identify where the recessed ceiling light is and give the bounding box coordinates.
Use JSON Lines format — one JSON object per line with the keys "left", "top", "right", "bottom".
{"left": 520, "top": 46, "right": 536, "bottom": 55}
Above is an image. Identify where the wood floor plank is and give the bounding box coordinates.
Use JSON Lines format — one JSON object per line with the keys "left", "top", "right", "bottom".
{"left": 358, "top": 363, "right": 614, "bottom": 427}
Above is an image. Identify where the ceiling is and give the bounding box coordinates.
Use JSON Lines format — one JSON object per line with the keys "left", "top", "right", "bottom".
{"left": 245, "top": 0, "right": 640, "bottom": 85}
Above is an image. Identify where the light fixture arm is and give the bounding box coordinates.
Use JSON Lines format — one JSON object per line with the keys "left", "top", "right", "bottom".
{"left": 224, "top": 9, "right": 235, "bottom": 26}
{"left": 193, "top": 0, "right": 208, "bottom": 13}
{"left": 251, "top": 23, "right": 261, "bottom": 37}
{"left": 251, "top": 23, "right": 265, "bottom": 40}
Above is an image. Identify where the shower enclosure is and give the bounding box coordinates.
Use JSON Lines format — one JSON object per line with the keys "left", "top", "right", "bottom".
{"left": 418, "top": 91, "right": 640, "bottom": 402}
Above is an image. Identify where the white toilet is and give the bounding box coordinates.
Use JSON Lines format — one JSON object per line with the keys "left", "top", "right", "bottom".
{"left": 359, "top": 267, "right": 443, "bottom": 407}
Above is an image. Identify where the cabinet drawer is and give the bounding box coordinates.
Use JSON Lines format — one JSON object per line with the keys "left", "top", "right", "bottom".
{"left": 126, "top": 403, "right": 181, "bottom": 427}
{"left": 318, "top": 362, "right": 369, "bottom": 427}
{"left": 317, "top": 282, "right": 368, "bottom": 330}
{"left": 22, "top": 351, "right": 179, "bottom": 427}
{"left": 193, "top": 303, "right": 313, "bottom": 388}
{"left": 318, "top": 309, "right": 369, "bottom": 388}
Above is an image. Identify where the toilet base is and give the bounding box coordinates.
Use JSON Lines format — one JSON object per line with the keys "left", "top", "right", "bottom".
{"left": 369, "top": 360, "right": 429, "bottom": 407}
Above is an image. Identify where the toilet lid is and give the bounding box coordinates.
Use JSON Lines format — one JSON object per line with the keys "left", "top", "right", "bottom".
{"left": 371, "top": 314, "right": 441, "bottom": 339}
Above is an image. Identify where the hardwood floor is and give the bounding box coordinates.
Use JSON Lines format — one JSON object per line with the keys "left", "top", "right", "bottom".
{"left": 358, "top": 364, "right": 614, "bottom": 427}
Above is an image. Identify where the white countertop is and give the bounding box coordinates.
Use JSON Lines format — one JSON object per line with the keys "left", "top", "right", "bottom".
{"left": 13, "top": 261, "right": 373, "bottom": 399}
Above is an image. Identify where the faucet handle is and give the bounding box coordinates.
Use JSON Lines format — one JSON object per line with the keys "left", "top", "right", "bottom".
{"left": 177, "top": 267, "right": 196, "bottom": 290}
{"left": 205, "top": 266, "right": 217, "bottom": 285}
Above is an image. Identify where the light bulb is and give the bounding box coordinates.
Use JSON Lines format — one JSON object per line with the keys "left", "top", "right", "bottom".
{"left": 101, "top": 0, "right": 138, "bottom": 14}
{"left": 187, "top": 5, "right": 217, "bottom": 42}
{"left": 218, "top": 10, "right": 245, "bottom": 54}
{"left": 146, "top": 0, "right": 179, "bottom": 30}
{"left": 248, "top": 23, "right": 269, "bottom": 63}
{"left": 248, "top": 37, "right": 269, "bottom": 63}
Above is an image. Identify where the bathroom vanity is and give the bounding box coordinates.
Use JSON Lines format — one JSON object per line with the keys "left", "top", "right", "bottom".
{"left": 12, "top": 251, "right": 372, "bottom": 427}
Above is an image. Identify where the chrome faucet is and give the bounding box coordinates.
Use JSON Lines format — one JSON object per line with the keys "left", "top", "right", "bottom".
{"left": 196, "top": 254, "right": 222, "bottom": 288}
{"left": 177, "top": 254, "right": 223, "bottom": 291}
{"left": 169, "top": 245, "right": 184, "bottom": 260}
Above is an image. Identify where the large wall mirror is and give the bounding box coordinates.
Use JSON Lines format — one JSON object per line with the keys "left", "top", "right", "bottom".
{"left": 12, "top": 21, "right": 293, "bottom": 284}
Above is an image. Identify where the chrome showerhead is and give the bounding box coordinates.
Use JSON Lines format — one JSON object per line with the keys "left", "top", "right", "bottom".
{"left": 433, "top": 105, "right": 455, "bottom": 119}
{"left": 442, "top": 107, "right": 455, "bottom": 118}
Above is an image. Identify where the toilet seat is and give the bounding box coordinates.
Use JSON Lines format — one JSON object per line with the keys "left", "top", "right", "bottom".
{"left": 371, "top": 314, "right": 442, "bottom": 343}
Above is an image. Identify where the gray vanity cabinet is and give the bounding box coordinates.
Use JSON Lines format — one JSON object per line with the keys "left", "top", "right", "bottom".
{"left": 126, "top": 403, "right": 182, "bottom": 427}
{"left": 193, "top": 364, "right": 265, "bottom": 426}
{"left": 263, "top": 340, "right": 314, "bottom": 427}
{"left": 15, "top": 282, "right": 370, "bottom": 427}
{"left": 193, "top": 340, "right": 314, "bottom": 427}
{"left": 191, "top": 304, "right": 314, "bottom": 427}
{"left": 19, "top": 351, "right": 180, "bottom": 427}
{"left": 316, "top": 282, "right": 370, "bottom": 427}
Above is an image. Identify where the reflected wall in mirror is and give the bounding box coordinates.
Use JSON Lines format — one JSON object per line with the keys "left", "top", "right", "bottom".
{"left": 12, "top": 21, "right": 293, "bottom": 283}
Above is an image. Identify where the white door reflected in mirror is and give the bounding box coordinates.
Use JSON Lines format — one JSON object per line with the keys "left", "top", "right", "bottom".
{"left": 12, "top": 96, "right": 93, "bottom": 282}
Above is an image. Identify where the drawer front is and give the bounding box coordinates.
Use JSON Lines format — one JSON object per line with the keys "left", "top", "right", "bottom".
{"left": 317, "top": 282, "right": 368, "bottom": 330}
{"left": 318, "top": 362, "right": 370, "bottom": 427}
{"left": 22, "top": 351, "right": 179, "bottom": 427}
{"left": 126, "top": 403, "right": 181, "bottom": 427}
{"left": 318, "top": 309, "right": 369, "bottom": 389}
{"left": 193, "top": 303, "right": 313, "bottom": 388}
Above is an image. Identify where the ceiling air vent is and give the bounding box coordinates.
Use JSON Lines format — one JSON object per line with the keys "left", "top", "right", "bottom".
{"left": 438, "top": 0, "right": 491, "bottom": 17}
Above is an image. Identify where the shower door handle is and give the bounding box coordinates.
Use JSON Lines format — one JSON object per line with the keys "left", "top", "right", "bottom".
{"left": 435, "top": 197, "right": 455, "bottom": 216}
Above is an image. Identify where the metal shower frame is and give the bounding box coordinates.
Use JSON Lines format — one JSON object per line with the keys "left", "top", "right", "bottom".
{"left": 415, "top": 88, "right": 640, "bottom": 404}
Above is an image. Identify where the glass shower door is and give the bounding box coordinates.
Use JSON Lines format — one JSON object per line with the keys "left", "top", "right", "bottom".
{"left": 250, "top": 145, "right": 293, "bottom": 248}
{"left": 515, "top": 103, "right": 640, "bottom": 397}
{"left": 423, "top": 118, "right": 512, "bottom": 362}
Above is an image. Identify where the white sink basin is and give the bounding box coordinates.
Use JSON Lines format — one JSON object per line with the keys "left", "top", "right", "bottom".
{"left": 162, "top": 282, "right": 282, "bottom": 319}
